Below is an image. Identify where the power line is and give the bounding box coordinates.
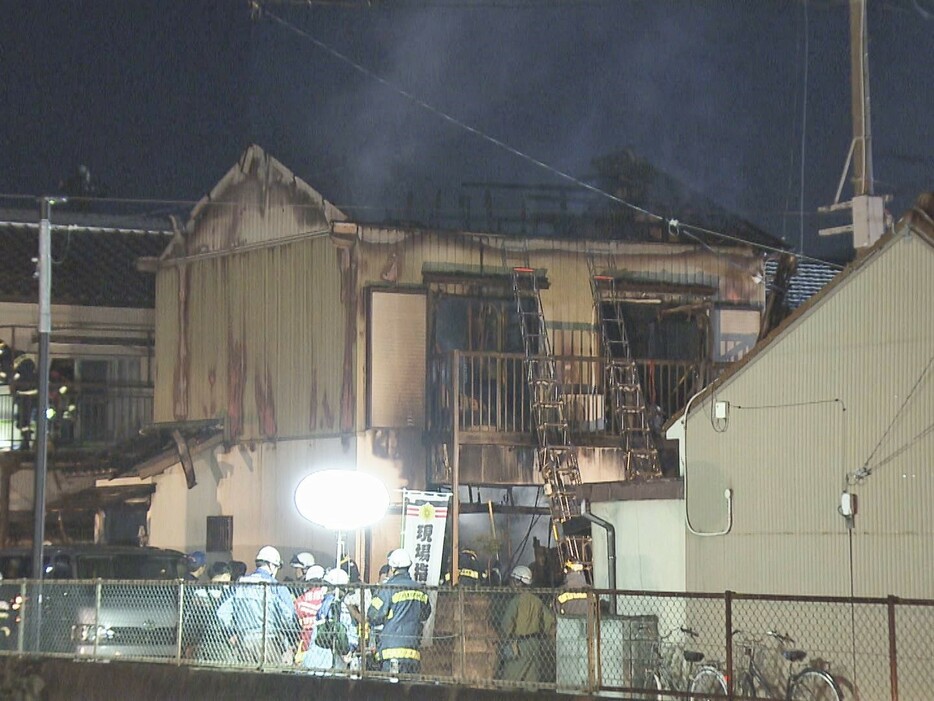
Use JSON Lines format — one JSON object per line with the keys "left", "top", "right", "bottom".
{"left": 678, "top": 222, "right": 845, "bottom": 269}
{"left": 264, "top": 8, "right": 663, "bottom": 224}
{"left": 855, "top": 350, "right": 934, "bottom": 479}
{"left": 262, "top": 8, "right": 854, "bottom": 270}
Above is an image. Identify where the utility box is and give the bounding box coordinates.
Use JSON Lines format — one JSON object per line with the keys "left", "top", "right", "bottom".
{"left": 556, "top": 613, "right": 658, "bottom": 692}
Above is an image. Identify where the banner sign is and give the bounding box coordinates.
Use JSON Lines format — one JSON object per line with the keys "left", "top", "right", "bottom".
{"left": 401, "top": 490, "right": 450, "bottom": 587}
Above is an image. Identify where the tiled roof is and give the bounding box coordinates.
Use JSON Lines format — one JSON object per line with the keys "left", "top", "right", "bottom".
{"left": 0, "top": 208, "right": 172, "bottom": 308}
{"left": 765, "top": 259, "right": 842, "bottom": 310}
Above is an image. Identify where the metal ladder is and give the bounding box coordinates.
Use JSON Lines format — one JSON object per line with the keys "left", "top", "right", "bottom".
{"left": 588, "top": 257, "right": 661, "bottom": 478}
{"left": 511, "top": 266, "right": 592, "bottom": 573}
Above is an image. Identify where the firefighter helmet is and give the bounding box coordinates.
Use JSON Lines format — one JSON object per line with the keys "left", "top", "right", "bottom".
{"left": 255, "top": 545, "right": 283, "bottom": 568}
{"left": 388, "top": 548, "right": 412, "bottom": 569}
{"left": 510, "top": 565, "right": 533, "bottom": 585}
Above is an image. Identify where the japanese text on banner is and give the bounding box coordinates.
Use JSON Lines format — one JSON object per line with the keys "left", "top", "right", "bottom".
{"left": 401, "top": 490, "right": 450, "bottom": 587}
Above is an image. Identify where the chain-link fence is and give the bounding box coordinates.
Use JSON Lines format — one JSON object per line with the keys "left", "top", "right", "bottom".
{"left": 0, "top": 580, "right": 928, "bottom": 698}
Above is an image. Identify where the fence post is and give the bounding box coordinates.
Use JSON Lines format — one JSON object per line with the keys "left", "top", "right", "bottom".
{"left": 15, "top": 580, "right": 25, "bottom": 653}
{"left": 458, "top": 586, "right": 466, "bottom": 680}
{"left": 260, "top": 583, "right": 268, "bottom": 671}
{"left": 93, "top": 580, "right": 102, "bottom": 658}
{"left": 585, "top": 591, "right": 595, "bottom": 693}
{"left": 358, "top": 583, "right": 366, "bottom": 680}
{"left": 887, "top": 595, "right": 898, "bottom": 701}
{"left": 594, "top": 588, "right": 603, "bottom": 691}
{"left": 176, "top": 580, "right": 186, "bottom": 665}
{"left": 725, "top": 590, "right": 734, "bottom": 701}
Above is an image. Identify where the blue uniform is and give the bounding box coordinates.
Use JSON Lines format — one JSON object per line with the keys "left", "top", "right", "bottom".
{"left": 366, "top": 570, "right": 431, "bottom": 673}
{"left": 218, "top": 568, "right": 298, "bottom": 665}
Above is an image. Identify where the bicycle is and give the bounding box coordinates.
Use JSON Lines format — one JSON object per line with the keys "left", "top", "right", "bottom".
{"left": 733, "top": 629, "right": 843, "bottom": 700}
{"left": 687, "top": 651, "right": 729, "bottom": 700}
{"left": 643, "top": 625, "right": 713, "bottom": 699}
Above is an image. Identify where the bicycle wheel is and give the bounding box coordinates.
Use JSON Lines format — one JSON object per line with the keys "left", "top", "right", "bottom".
{"left": 652, "top": 671, "right": 678, "bottom": 701}
{"left": 737, "top": 672, "right": 758, "bottom": 698}
{"left": 689, "top": 666, "right": 728, "bottom": 700}
{"left": 787, "top": 668, "right": 843, "bottom": 701}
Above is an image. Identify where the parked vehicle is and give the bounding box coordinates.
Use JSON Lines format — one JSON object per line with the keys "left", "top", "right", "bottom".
{"left": 0, "top": 545, "right": 187, "bottom": 658}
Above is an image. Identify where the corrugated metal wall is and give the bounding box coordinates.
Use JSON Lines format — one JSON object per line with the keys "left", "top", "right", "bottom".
{"left": 154, "top": 235, "right": 345, "bottom": 440}
{"left": 682, "top": 233, "right": 934, "bottom": 597}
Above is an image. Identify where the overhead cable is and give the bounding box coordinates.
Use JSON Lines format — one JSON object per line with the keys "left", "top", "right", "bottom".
{"left": 263, "top": 8, "right": 848, "bottom": 270}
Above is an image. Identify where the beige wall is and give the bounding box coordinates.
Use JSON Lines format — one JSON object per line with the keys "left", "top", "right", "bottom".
{"left": 676, "top": 232, "right": 934, "bottom": 598}
{"left": 148, "top": 437, "right": 359, "bottom": 569}
{"left": 154, "top": 235, "right": 347, "bottom": 440}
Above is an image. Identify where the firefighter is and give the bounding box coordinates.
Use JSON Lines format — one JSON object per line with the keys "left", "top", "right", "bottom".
{"left": 457, "top": 547, "right": 486, "bottom": 584}
{"left": 443, "top": 546, "right": 487, "bottom": 585}
{"left": 555, "top": 562, "right": 590, "bottom": 616}
{"left": 289, "top": 551, "right": 315, "bottom": 582}
{"left": 497, "top": 565, "right": 556, "bottom": 682}
{"left": 366, "top": 548, "right": 431, "bottom": 674}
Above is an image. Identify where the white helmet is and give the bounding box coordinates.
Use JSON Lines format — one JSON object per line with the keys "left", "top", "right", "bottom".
{"left": 511, "top": 565, "right": 533, "bottom": 585}
{"left": 256, "top": 545, "right": 283, "bottom": 568}
{"left": 324, "top": 567, "right": 350, "bottom": 586}
{"left": 290, "top": 552, "right": 315, "bottom": 569}
{"left": 305, "top": 564, "right": 325, "bottom": 582}
{"left": 387, "top": 548, "right": 412, "bottom": 569}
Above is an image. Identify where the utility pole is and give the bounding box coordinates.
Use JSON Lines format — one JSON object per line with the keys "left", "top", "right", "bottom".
{"left": 818, "top": 0, "right": 888, "bottom": 249}
{"left": 31, "top": 197, "right": 65, "bottom": 581}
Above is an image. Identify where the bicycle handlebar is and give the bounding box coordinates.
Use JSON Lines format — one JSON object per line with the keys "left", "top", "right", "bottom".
{"left": 766, "top": 630, "right": 795, "bottom": 645}
{"left": 732, "top": 628, "right": 796, "bottom": 643}
{"left": 659, "top": 626, "right": 700, "bottom": 641}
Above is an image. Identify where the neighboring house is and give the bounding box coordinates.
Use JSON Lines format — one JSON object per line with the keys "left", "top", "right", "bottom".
{"left": 666, "top": 193, "right": 934, "bottom": 599}
{"left": 764, "top": 258, "right": 843, "bottom": 312}
{"left": 0, "top": 206, "right": 174, "bottom": 544}
{"left": 142, "top": 144, "right": 777, "bottom": 585}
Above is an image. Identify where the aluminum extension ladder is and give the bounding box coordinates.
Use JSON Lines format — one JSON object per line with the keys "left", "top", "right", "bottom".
{"left": 588, "top": 256, "right": 661, "bottom": 478}
{"left": 511, "top": 266, "right": 592, "bottom": 574}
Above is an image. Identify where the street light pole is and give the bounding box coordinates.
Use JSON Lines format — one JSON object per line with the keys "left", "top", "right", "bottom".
{"left": 30, "top": 196, "right": 64, "bottom": 581}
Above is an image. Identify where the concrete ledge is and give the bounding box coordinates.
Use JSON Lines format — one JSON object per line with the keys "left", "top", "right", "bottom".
{"left": 5, "top": 657, "right": 599, "bottom": 701}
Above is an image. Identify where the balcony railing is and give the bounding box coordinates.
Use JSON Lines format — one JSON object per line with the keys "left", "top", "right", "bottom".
{"left": 428, "top": 351, "right": 712, "bottom": 439}
{"left": 0, "top": 383, "right": 153, "bottom": 451}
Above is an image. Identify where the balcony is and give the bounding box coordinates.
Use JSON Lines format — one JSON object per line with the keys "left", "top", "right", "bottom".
{"left": 427, "top": 351, "right": 712, "bottom": 445}
{"left": 0, "top": 382, "right": 153, "bottom": 452}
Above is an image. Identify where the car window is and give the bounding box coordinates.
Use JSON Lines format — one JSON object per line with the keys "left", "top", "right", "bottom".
{"left": 47, "top": 554, "right": 72, "bottom": 579}
{"left": 0, "top": 556, "right": 31, "bottom": 579}
{"left": 76, "top": 556, "right": 114, "bottom": 579}
{"left": 75, "top": 554, "right": 185, "bottom": 580}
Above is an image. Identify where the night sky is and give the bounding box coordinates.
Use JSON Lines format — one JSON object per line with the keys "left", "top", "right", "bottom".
{"left": 1, "top": 0, "right": 932, "bottom": 259}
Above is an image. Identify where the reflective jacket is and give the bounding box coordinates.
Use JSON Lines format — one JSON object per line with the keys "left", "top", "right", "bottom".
{"left": 218, "top": 568, "right": 298, "bottom": 640}
{"left": 366, "top": 571, "right": 431, "bottom": 661}
{"left": 294, "top": 583, "right": 327, "bottom": 651}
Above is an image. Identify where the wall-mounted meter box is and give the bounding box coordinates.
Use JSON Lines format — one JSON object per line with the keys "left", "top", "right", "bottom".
{"left": 714, "top": 400, "right": 730, "bottom": 420}
{"left": 840, "top": 492, "right": 858, "bottom": 517}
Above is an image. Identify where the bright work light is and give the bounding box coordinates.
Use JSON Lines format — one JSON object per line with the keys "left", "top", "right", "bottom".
{"left": 294, "top": 469, "right": 390, "bottom": 531}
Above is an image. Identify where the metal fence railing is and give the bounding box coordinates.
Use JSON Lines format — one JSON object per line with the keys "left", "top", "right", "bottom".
{"left": 0, "top": 385, "right": 153, "bottom": 451}
{"left": 0, "top": 581, "right": 928, "bottom": 698}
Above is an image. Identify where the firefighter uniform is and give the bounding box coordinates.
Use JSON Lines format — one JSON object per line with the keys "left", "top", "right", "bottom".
{"left": 498, "top": 588, "right": 556, "bottom": 682}
{"left": 366, "top": 569, "right": 431, "bottom": 673}
{"left": 555, "top": 570, "right": 590, "bottom": 616}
